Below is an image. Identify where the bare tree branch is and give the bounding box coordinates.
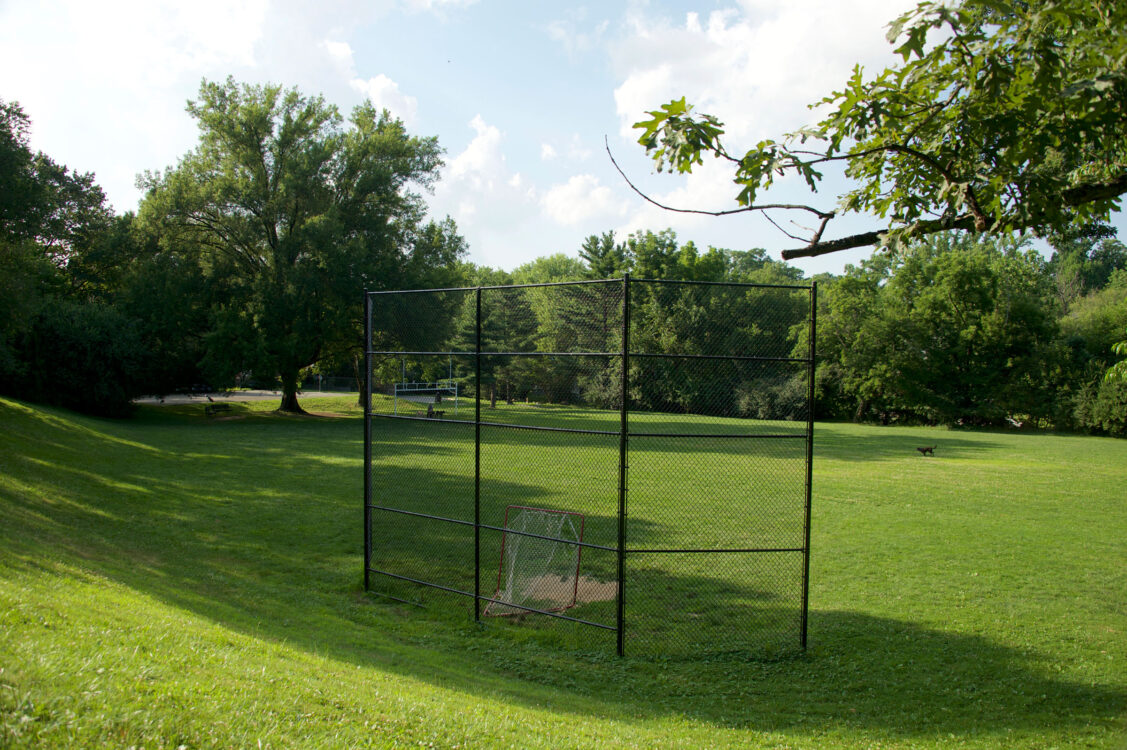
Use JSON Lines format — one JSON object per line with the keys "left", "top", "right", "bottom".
{"left": 810, "top": 213, "right": 833, "bottom": 245}
{"left": 781, "top": 170, "right": 1127, "bottom": 259}
{"left": 605, "top": 138, "right": 834, "bottom": 221}
{"left": 781, "top": 215, "right": 977, "bottom": 259}
{"left": 762, "top": 212, "right": 808, "bottom": 242}
{"left": 1062, "top": 172, "right": 1127, "bottom": 206}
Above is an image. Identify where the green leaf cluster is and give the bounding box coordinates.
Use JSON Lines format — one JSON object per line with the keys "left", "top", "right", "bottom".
{"left": 828, "top": 0, "right": 1127, "bottom": 234}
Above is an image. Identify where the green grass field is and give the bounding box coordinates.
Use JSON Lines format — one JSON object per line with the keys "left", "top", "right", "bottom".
{"left": 1, "top": 394, "right": 1125, "bottom": 748}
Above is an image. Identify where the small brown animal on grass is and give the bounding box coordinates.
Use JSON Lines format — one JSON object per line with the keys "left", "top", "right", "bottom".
{"left": 916, "top": 445, "right": 935, "bottom": 456}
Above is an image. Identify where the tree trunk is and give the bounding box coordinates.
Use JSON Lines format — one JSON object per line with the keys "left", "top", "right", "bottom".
{"left": 278, "top": 369, "right": 307, "bottom": 414}
{"left": 853, "top": 398, "right": 870, "bottom": 423}
{"left": 353, "top": 354, "right": 364, "bottom": 407}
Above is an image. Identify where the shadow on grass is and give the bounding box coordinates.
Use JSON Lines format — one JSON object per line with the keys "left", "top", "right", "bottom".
{"left": 1, "top": 398, "right": 1123, "bottom": 743}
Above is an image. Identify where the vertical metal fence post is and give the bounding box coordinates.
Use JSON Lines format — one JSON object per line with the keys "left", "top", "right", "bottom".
{"left": 474, "top": 287, "right": 483, "bottom": 622}
{"left": 617, "top": 274, "right": 630, "bottom": 657}
{"left": 363, "top": 291, "right": 373, "bottom": 591}
{"left": 801, "top": 281, "right": 817, "bottom": 649}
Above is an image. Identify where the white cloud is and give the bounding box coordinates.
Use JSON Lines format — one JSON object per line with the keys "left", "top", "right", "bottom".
{"left": 540, "top": 134, "right": 593, "bottom": 164}
{"left": 456, "top": 199, "right": 477, "bottom": 219}
{"left": 0, "top": 0, "right": 271, "bottom": 212}
{"left": 448, "top": 115, "right": 506, "bottom": 188}
{"left": 402, "top": 0, "right": 478, "bottom": 16}
{"left": 322, "top": 39, "right": 356, "bottom": 74}
{"left": 321, "top": 37, "right": 420, "bottom": 126}
{"left": 350, "top": 74, "right": 419, "bottom": 126}
{"left": 545, "top": 9, "right": 609, "bottom": 58}
{"left": 429, "top": 115, "right": 546, "bottom": 268}
{"left": 614, "top": 157, "right": 735, "bottom": 237}
{"left": 546, "top": 19, "right": 571, "bottom": 44}
{"left": 612, "top": 0, "right": 919, "bottom": 143}
{"left": 541, "top": 174, "right": 627, "bottom": 226}
{"left": 607, "top": 0, "right": 922, "bottom": 260}
{"left": 566, "top": 134, "right": 594, "bottom": 162}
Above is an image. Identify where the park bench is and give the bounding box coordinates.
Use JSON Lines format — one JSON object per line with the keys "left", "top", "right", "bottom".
{"left": 205, "top": 403, "right": 231, "bottom": 417}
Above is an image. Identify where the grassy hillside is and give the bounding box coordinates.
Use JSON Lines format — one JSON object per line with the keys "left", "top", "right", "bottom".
{"left": 1, "top": 396, "right": 1124, "bottom": 748}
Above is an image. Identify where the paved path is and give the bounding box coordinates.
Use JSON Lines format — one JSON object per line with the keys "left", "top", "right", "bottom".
{"left": 134, "top": 390, "right": 356, "bottom": 405}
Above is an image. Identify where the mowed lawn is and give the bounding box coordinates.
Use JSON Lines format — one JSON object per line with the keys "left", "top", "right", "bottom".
{"left": 0, "top": 394, "right": 1124, "bottom": 748}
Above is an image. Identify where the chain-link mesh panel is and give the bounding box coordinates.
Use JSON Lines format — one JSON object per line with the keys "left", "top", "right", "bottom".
{"left": 630, "top": 281, "right": 809, "bottom": 359}
{"left": 479, "top": 426, "right": 618, "bottom": 549}
{"left": 625, "top": 551, "right": 804, "bottom": 657}
{"left": 627, "top": 435, "right": 808, "bottom": 551}
{"left": 369, "top": 287, "right": 475, "bottom": 355}
{"left": 478, "top": 424, "right": 618, "bottom": 630}
{"left": 368, "top": 418, "right": 475, "bottom": 603}
{"left": 369, "top": 352, "right": 475, "bottom": 421}
{"left": 365, "top": 278, "right": 813, "bottom": 658}
{"left": 480, "top": 282, "right": 624, "bottom": 355}
{"left": 623, "top": 279, "right": 811, "bottom": 656}
{"left": 476, "top": 355, "right": 621, "bottom": 429}
{"left": 365, "top": 285, "right": 470, "bottom": 605}
{"left": 369, "top": 288, "right": 475, "bottom": 423}
{"left": 627, "top": 359, "right": 810, "bottom": 431}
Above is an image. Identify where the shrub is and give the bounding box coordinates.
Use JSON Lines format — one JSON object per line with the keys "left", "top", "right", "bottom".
{"left": 2, "top": 301, "right": 149, "bottom": 417}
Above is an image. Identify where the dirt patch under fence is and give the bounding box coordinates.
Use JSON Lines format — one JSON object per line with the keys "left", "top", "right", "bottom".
{"left": 520, "top": 574, "right": 619, "bottom": 604}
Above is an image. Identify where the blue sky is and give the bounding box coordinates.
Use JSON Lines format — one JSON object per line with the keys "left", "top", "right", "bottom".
{"left": 4, "top": 0, "right": 1119, "bottom": 277}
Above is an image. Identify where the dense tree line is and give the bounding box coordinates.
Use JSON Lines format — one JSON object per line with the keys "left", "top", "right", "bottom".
{"left": 1, "top": 99, "right": 148, "bottom": 416}
{"left": 815, "top": 231, "right": 1127, "bottom": 434}
{"left": 1, "top": 81, "right": 465, "bottom": 415}
{"left": 3, "top": 83, "right": 1126, "bottom": 435}
{"left": 442, "top": 228, "right": 1127, "bottom": 437}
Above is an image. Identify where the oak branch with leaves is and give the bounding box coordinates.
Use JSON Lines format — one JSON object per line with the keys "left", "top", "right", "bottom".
{"left": 628, "top": 0, "right": 1127, "bottom": 260}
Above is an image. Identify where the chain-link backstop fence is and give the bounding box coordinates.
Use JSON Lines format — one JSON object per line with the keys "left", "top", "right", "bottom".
{"left": 364, "top": 276, "right": 815, "bottom": 657}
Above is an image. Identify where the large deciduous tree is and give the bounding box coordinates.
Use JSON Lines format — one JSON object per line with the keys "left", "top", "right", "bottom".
{"left": 630, "top": 0, "right": 1127, "bottom": 259}
{"left": 140, "top": 78, "right": 459, "bottom": 412}
{"left": 816, "top": 233, "right": 1063, "bottom": 425}
{"left": 1, "top": 99, "right": 150, "bottom": 417}
{"left": 1, "top": 99, "right": 116, "bottom": 269}
{"left": 1046, "top": 223, "right": 1127, "bottom": 308}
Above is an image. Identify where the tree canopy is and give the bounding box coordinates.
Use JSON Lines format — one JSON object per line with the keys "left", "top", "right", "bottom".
{"left": 631, "top": 0, "right": 1127, "bottom": 259}
{"left": 0, "top": 100, "right": 148, "bottom": 416}
{"left": 139, "top": 78, "right": 463, "bottom": 412}
{"left": 817, "top": 233, "right": 1062, "bottom": 425}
